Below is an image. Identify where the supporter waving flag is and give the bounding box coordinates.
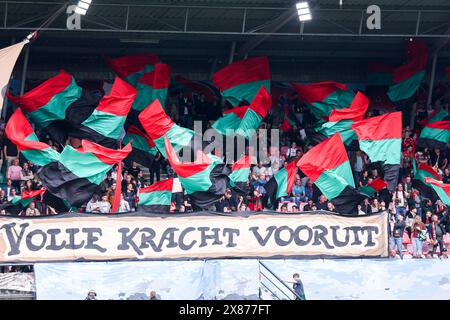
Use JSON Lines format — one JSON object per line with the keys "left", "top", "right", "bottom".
{"left": 387, "top": 40, "right": 429, "bottom": 102}
{"left": 122, "top": 125, "right": 157, "bottom": 168}
{"left": 358, "top": 178, "right": 388, "bottom": 198}
{"left": 0, "top": 189, "right": 46, "bottom": 215}
{"left": 38, "top": 140, "right": 131, "bottom": 208}
{"left": 5, "top": 108, "right": 60, "bottom": 166}
{"left": 104, "top": 53, "right": 160, "bottom": 87}
{"left": 212, "top": 56, "right": 270, "bottom": 107}
{"left": 164, "top": 136, "right": 230, "bottom": 209}
{"left": 138, "top": 99, "right": 196, "bottom": 158}
{"left": 212, "top": 86, "right": 271, "bottom": 139}
{"left": 306, "top": 92, "right": 369, "bottom": 146}
{"left": 367, "top": 62, "right": 393, "bottom": 86}
{"left": 138, "top": 178, "right": 174, "bottom": 213}
{"left": 127, "top": 63, "right": 171, "bottom": 127}
{"left": 229, "top": 154, "right": 253, "bottom": 194}
{"left": 424, "top": 178, "right": 450, "bottom": 206}
{"left": 417, "top": 110, "right": 450, "bottom": 150}
{"left": 351, "top": 112, "right": 402, "bottom": 191}
{"left": 298, "top": 133, "right": 366, "bottom": 215}
{"left": 264, "top": 160, "right": 298, "bottom": 209}
{"left": 175, "top": 75, "right": 219, "bottom": 102}
{"left": 412, "top": 161, "right": 441, "bottom": 202}
{"left": 291, "top": 81, "right": 355, "bottom": 121}
{"left": 7, "top": 70, "right": 100, "bottom": 144}
{"left": 69, "top": 77, "right": 136, "bottom": 149}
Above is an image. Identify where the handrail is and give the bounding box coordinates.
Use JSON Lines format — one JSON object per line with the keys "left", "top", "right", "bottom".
{"left": 259, "top": 271, "right": 292, "bottom": 300}
{"left": 259, "top": 260, "right": 302, "bottom": 300}
{"left": 259, "top": 282, "right": 281, "bottom": 300}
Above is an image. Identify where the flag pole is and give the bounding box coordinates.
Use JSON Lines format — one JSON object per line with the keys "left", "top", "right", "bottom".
{"left": 111, "top": 141, "right": 123, "bottom": 214}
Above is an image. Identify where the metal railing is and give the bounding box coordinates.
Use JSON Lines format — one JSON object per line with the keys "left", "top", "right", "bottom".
{"left": 0, "top": 1, "right": 449, "bottom": 38}
{"left": 258, "top": 260, "right": 302, "bottom": 300}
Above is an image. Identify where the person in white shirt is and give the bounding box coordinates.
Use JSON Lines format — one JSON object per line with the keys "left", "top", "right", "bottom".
{"left": 118, "top": 194, "right": 130, "bottom": 213}
{"left": 85, "top": 194, "right": 101, "bottom": 213}
{"left": 99, "top": 195, "right": 111, "bottom": 214}
{"left": 392, "top": 184, "right": 407, "bottom": 218}
{"left": 286, "top": 142, "right": 298, "bottom": 159}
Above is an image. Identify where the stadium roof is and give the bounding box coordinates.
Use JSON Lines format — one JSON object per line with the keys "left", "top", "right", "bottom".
{"left": 0, "top": 0, "right": 449, "bottom": 81}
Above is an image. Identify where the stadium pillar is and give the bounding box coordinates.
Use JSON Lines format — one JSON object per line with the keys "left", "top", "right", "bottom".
{"left": 228, "top": 41, "right": 236, "bottom": 64}
{"left": 426, "top": 52, "right": 438, "bottom": 107}
{"left": 20, "top": 45, "right": 30, "bottom": 95}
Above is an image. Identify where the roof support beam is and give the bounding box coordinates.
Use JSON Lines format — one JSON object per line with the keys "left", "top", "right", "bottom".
{"left": 236, "top": 8, "right": 297, "bottom": 57}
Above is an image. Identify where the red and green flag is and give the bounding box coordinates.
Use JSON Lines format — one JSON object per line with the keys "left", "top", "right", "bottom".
{"left": 412, "top": 162, "right": 441, "bottom": 202}
{"left": 367, "top": 62, "right": 393, "bottom": 86}
{"left": 418, "top": 110, "right": 450, "bottom": 150}
{"left": 280, "top": 105, "right": 298, "bottom": 133}
{"left": 175, "top": 75, "right": 219, "bottom": 102}
{"left": 38, "top": 140, "right": 131, "bottom": 208}
{"left": 164, "top": 136, "right": 230, "bottom": 209}
{"left": 212, "top": 86, "right": 271, "bottom": 139}
{"left": 0, "top": 189, "right": 46, "bottom": 215}
{"left": 358, "top": 178, "right": 388, "bottom": 197}
{"left": 351, "top": 112, "right": 402, "bottom": 166}
{"left": 7, "top": 70, "right": 99, "bottom": 144}
{"left": 70, "top": 77, "right": 136, "bottom": 148}
{"left": 229, "top": 154, "right": 252, "bottom": 194}
{"left": 387, "top": 40, "right": 429, "bottom": 102}
{"left": 122, "top": 125, "right": 157, "bottom": 168}
{"left": 138, "top": 99, "right": 196, "bottom": 158}
{"left": 5, "top": 108, "right": 60, "bottom": 166}
{"left": 104, "top": 53, "right": 160, "bottom": 87}
{"left": 307, "top": 92, "right": 369, "bottom": 146}
{"left": 127, "top": 63, "right": 171, "bottom": 126}
{"left": 351, "top": 112, "right": 402, "bottom": 191}
{"left": 298, "top": 133, "right": 365, "bottom": 214}
{"left": 291, "top": 81, "right": 355, "bottom": 121}
{"left": 264, "top": 160, "right": 298, "bottom": 208}
{"left": 212, "top": 56, "right": 270, "bottom": 106}
{"left": 138, "top": 178, "right": 174, "bottom": 213}
{"left": 424, "top": 178, "right": 450, "bottom": 206}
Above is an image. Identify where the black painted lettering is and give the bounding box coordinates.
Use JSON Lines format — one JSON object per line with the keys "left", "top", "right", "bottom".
{"left": 312, "top": 226, "right": 334, "bottom": 249}
{"left": 178, "top": 227, "right": 197, "bottom": 251}
{"left": 198, "top": 227, "right": 223, "bottom": 248}
{"left": 82, "top": 228, "right": 106, "bottom": 253}
{"left": 222, "top": 228, "right": 240, "bottom": 247}
{"left": 45, "top": 229, "right": 67, "bottom": 251}
{"left": 0, "top": 222, "right": 28, "bottom": 256}
{"left": 249, "top": 226, "right": 276, "bottom": 246}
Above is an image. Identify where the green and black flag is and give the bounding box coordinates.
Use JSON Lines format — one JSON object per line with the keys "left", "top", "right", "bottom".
{"left": 7, "top": 70, "right": 100, "bottom": 144}
{"left": 212, "top": 56, "right": 270, "bottom": 107}
{"left": 69, "top": 77, "right": 137, "bottom": 149}
{"left": 298, "top": 133, "right": 366, "bottom": 215}
{"left": 164, "top": 136, "right": 230, "bottom": 209}
{"left": 387, "top": 40, "right": 429, "bottom": 103}
{"left": 264, "top": 160, "right": 298, "bottom": 208}
{"left": 417, "top": 110, "right": 450, "bottom": 150}
{"left": 305, "top": 91, "right": 369, "bottom": 146}
{"left": 292, "top": 81, "right": 355, "bottom": 121}
{"left": 0, "top": 189, "right": 46, "bottom": 215}
{"left": 122, "top": 125, "right": 157, "bottom": 168}
{"left": 351, "top": 112, "right": 402, "bottom": 192}
{"left": 229, "top": 154, "right": 252, "bottom": 194}
{"left": 38, "top": 140, "right": 131, "bottom": 208}
{"left": 412, "top": 161, "right": 441, "bottom": 202}
{"left": 138, "top": 178, "right": 173, "bottom": 213}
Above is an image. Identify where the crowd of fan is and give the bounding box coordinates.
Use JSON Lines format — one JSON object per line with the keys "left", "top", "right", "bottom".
{"left": 0, "top": 90, "right": 449, "bottom": 261}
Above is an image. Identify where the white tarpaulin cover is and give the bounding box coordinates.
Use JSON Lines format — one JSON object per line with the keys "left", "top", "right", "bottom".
{"left": 34, "top": 260, "right": 259, "bottom": 300}
{"left": 34, "top": 258, "right": 450, "bottom": 300}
